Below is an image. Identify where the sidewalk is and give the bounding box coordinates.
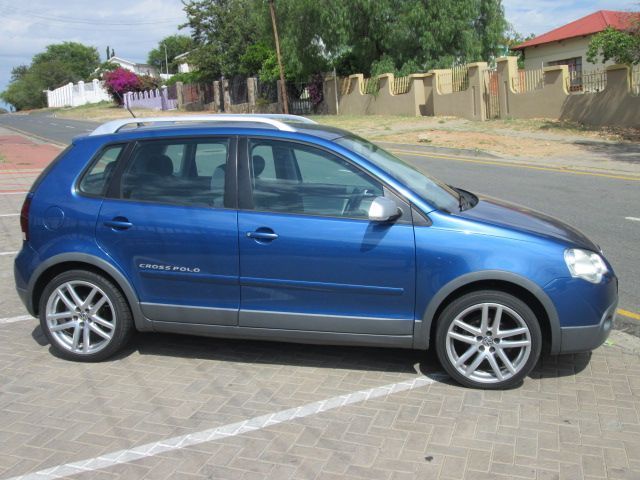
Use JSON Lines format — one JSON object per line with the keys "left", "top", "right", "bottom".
{"left": 0, "top": 126, "right": 62, "bottom": 194}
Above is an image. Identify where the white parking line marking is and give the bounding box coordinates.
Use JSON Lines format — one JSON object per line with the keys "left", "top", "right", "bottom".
{"left": 0, "top": 213, "right": 19, "bottom": 217}
{"left": 0, "top": 315, "right": 33, "bottom": 325}
{"left": 0, "top": 191, "right": 28, "bottom": 195}
{"left": 64, "top": 125, "right": 75, "bottom": 129}
{"left": 625, "top": 217, "right": 640, "bottom": 222}
{"left": 7, "top": 374, "right": 442, "bottom": 480}
{"left": 0, "top": 251, "right": 18, "bottom": 256}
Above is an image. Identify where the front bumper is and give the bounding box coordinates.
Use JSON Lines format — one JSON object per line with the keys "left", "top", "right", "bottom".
{"left": 559, "top": 301, "right": 617, "bottom": 354}
{"left": 544, "top": 273, "right": 618, "bottom": 354}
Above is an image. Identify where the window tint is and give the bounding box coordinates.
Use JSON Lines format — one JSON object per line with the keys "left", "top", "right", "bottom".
{"left": 119, "top": 139, "right": 230, "bottom": 207}
{"left": 79, "top": 145, "right": 124, "bottom": 196}
{"left": 249, "top": 140, "right": 382, "bottom": 218}
{"left": 195, "top": 142, "right": 228, "bottom": 177}
{"left": 164, "top": 144, "right": 186, "bottom": 174}
{"left": 249, "top": 144, "right": 277, "bottom": 180}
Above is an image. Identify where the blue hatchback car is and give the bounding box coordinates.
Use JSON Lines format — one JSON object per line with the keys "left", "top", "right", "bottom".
{"left": 15, "top": 114, "right": 618, "bottom": 389}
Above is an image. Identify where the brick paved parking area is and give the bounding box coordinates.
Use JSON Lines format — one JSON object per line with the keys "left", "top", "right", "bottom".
{"left": 1, "top": 130, "right": 640, "bottom": 480}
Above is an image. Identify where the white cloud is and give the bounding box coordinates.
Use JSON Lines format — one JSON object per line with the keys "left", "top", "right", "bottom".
{"left": 504, "top": 0, "right": 638, "bottom": 36}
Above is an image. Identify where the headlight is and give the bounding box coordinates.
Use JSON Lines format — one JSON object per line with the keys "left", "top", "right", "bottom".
{"left": 564, "top": 249, "right": 608, "bottom": 283}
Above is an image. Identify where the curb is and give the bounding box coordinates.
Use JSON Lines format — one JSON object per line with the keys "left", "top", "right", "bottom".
{"left": 0, "top": 123, "right": 67, "bottom": 148}
{"left": 376, "top": 141, "right": 499, "bottom": 159}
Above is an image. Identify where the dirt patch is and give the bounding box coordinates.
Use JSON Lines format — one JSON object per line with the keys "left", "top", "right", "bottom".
{"left": 374, "top": 129, "right": 584, "bottom": 158}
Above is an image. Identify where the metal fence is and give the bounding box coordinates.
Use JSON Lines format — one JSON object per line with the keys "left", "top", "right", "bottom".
{"left": 166, "top": 84, "right": 178, "bottom": 101}
{"left": 511, "top": 68, "right": 544, "bottom": 93}
{"left": 391, "top": 76, "right": 411, "bottom": 95}
{"left": 229, "top": 76, "right": 248, "bottom": 104}
{"left": 286, "top": 82, "right": 313, "bottom": 114}
{"left": 256, "top": 80, "right": 278, "bottom": 104}
{"left": 568, "top": 69, "right": 607, "bottom": 93}
{"left": 438, "top": 64, "right": 469, "bottom": 94}
{"left": 340, "top": 77, "right": 352, "bottom": 96}
{"left": 360, "top": 77, "right": 379, "bottom": 95}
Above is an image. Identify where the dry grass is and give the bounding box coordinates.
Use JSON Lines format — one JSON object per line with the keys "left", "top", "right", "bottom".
{"left": 54, "top": 106, "right": 639, "bottom": 160}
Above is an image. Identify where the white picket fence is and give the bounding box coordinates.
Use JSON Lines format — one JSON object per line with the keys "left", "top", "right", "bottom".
{"left": 45, "top": 79, "right": 111, "bottom": 108}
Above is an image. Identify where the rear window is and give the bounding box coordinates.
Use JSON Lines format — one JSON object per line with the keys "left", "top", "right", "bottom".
{"left": 79, "top": 145, "right": 125, "bottom": 196}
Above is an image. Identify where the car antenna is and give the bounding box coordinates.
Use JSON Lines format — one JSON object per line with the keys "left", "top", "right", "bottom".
{"left": 114, "top": 91, "right": 137, "bottom": 119}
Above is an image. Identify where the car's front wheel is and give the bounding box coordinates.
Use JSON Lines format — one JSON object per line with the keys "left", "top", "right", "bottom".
{"left": 435, "top": 290, "right": 541, "bottom": 389}
{"left": 39, "top": 270, "right": 133, "bottom": 361}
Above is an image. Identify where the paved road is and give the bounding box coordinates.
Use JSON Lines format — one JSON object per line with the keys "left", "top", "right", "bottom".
{"left": 2, "top": 112, "right": 638, "bottom": 316}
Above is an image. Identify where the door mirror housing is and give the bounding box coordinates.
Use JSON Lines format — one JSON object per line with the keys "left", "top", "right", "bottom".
{"left": 368, "top": 196, "right": 401, "bottom": 222}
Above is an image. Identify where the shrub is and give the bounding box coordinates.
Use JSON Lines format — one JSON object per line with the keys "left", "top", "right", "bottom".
{"left": 103, "top": 68, "right": 140, "bottom": 104}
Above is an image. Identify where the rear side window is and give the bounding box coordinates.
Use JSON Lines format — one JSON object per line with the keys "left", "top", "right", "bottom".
{"left": 118, "top": 139, "right": 230, "bottom": 208}
{"left": 79, "top": 145, "right": 125, "bottom": 196}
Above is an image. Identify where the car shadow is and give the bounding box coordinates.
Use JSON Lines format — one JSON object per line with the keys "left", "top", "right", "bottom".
{"left": 33, "top": 325, "right": 593, "bottom": 386}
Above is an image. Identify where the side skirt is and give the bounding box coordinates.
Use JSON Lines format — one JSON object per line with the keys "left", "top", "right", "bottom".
{"left": 152, "top": 321, "right": 415, "bottom": 349}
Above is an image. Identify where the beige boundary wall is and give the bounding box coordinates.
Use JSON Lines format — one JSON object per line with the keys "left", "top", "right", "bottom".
{"left": 497, "top": 57, "right": 569, "bottom": 119}
{"left": 324, "top": 73, "right": 428, "bottom": 116}
{"left": 323, "top": 57, "right": 640, "bottom": 127}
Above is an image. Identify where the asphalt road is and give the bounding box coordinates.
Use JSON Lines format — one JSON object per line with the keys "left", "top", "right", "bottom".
{"left": 1, "top": 112, "right": 638, "bottom": 318}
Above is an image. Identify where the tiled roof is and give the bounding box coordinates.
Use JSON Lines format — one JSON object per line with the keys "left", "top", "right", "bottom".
{"left": 512, "top": 10, "right": 637, "bottom": 50}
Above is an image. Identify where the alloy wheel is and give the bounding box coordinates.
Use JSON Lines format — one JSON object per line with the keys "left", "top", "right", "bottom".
{"left": 445, "top": 302, "right": 532, "bottom": 384}
{"left": 45, "top": 280, "right": 116, "bottom": 355}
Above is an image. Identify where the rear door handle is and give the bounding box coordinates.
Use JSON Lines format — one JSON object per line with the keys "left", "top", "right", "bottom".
{"left": 246, "top": 231, "right": 279, "bottom": 241}
{"left": 104, "top": 218, "right": 133, "bottom": 230}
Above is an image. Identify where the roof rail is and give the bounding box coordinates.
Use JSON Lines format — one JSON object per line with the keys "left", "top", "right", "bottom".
{"left": 89, "top": 114, "right": 318, "bottom": 136}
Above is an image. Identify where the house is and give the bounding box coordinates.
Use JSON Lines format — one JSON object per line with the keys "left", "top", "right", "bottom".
{"left": 174, "top": 52, "right": 193, "bottom": 74}
{"left": 107, "top": 56, "right": 159, "bottom": 77}
{"left": 512, "top": 10, "right": 636, "bottom": 81}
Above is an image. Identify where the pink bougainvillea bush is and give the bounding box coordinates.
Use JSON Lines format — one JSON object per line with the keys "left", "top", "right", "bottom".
{"left": 103, "top": 68, "right": 140, "bottom": 104}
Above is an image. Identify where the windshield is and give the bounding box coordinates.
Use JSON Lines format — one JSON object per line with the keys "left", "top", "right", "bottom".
{"left": 335, "top": 136, "right": 460, "bottom": 212}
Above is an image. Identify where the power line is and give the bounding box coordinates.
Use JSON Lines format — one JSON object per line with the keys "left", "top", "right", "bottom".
{"left": 0, "top": 3, "right": 181, "bottom": 26}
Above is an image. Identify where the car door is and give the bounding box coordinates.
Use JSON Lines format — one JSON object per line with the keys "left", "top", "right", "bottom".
{"left": 237, "top": 137, "right": 416, "bottom": 335}
{"left": 95, "top": 136, "right": 240, "bottom": 326}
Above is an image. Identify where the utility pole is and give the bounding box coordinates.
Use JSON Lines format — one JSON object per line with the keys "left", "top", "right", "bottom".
{"left": 269, "top": 0, "right": 289, "bottom": 114}
{"left": 164, "top": 43, "right": 169, "bottom": 76}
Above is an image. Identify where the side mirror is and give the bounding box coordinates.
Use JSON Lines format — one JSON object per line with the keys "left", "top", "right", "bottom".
{"left": 368, "top": 196, "right": 401, "bottom": 222}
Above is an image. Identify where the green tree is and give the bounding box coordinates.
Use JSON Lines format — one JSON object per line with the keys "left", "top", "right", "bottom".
{"left": 503, "top": 24, "right": 535, "bottom": 68}
{"left": 1, "top": 42, "right": 100, "bottom": 110}
{"left": 147, "top": 35, "right": 195, "bottom": 74}
{"left": 587, "top": 25, "right": 640, "bottom": 66}
{"left": 181, "top": 0, "right": 509, "bottom": 81}
{"left": 182, "top": 0, "right": 263, "bottom": 79}
{"left": 32, "top": 42, "right": 100, "bottom": 84}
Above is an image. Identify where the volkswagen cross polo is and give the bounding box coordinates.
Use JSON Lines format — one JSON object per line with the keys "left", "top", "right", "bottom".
{"left": 14, "top": 114, "right": 618, "bottom": 389}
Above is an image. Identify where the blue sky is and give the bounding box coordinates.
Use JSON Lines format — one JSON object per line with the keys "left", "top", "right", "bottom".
{"left": 1, "top": 0, "right": 638, "bottom": 110}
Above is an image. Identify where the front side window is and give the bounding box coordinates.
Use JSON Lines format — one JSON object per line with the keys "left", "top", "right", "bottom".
{"left": 248, "top": 139, "right": 383, "bottom": 218}
{"left": 118, "top": 138, "right": 230, "bottom": 207}
{"left": 79, "top": 144, "right": 124, "bottom": 196}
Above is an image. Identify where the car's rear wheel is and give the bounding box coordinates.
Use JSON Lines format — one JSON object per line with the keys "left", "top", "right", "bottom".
{"left": 39, "top": 270, "right": 133, "bottom": 361}
{"left": 435, "top": 290, "right": 541, "bottom": 389}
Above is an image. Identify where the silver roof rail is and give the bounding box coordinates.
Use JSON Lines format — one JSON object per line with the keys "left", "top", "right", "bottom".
{"left": 89, "top": 114, "right": 317, "bottom": 136}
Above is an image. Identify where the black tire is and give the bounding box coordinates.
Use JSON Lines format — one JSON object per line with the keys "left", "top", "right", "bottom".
{"left": 39, "top": 269, "right": 133, "bottom": 362}
{"left": 435, "top": 290, "right": 542, "bottom": 389}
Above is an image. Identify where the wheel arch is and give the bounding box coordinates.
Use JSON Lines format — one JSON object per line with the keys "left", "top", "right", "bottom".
{"left": 27, "top": 253, "right": 152, "bottom": 332}
{"left": 414, "top": 271, "right": 560, "bottom": 354}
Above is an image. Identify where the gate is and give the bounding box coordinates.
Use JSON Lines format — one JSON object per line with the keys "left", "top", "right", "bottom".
{"left": 286, "top": 82, "right": 313, "bottom": 115}
{"left": 482, "top": 68, "right": 500, "bottom": 119}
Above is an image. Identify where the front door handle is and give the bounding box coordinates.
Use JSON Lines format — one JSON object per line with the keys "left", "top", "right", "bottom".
{"left": 246, "top": 230, "right": 279, "bottom": 241}
{"left": 104, "top": 217, "right": 133, "bottom": 230}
